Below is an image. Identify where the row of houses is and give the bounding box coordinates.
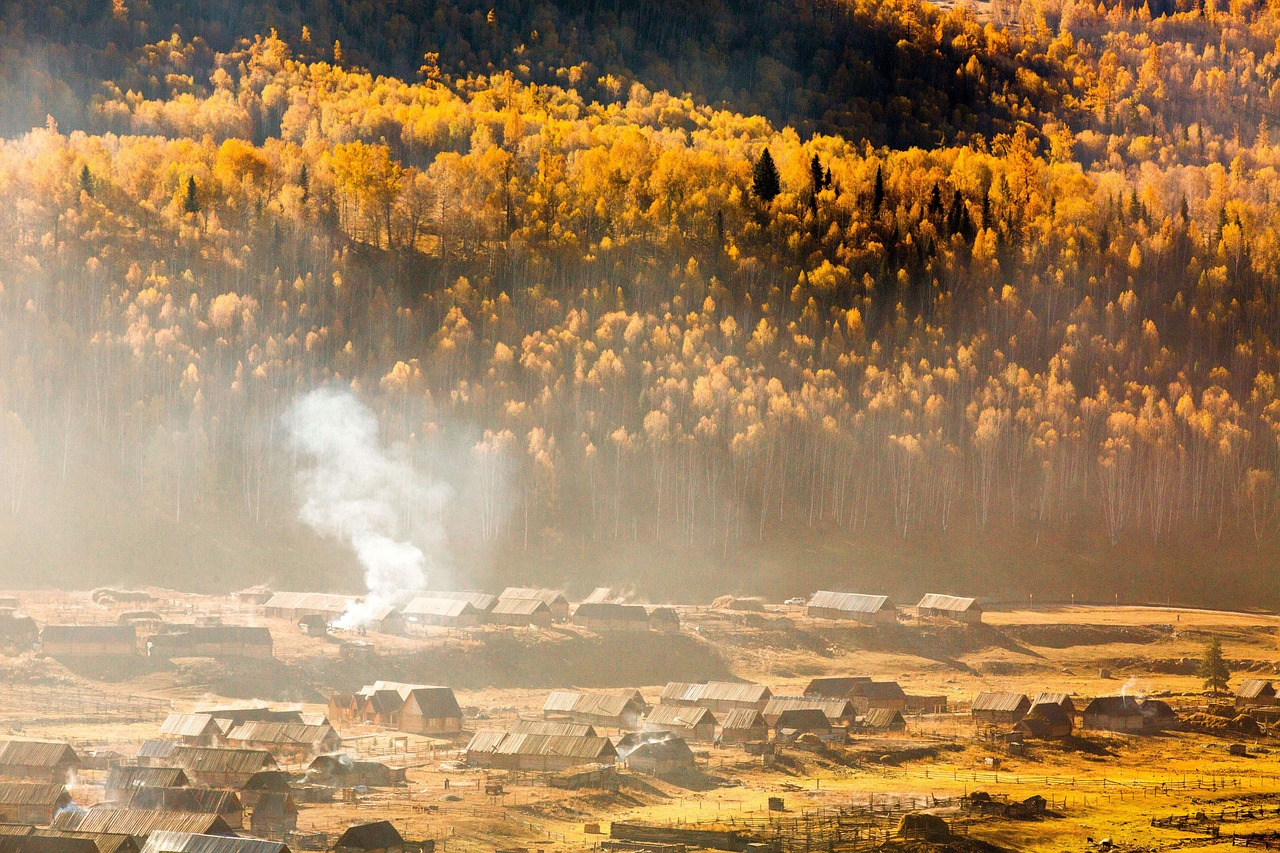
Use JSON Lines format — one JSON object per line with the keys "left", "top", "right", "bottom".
{"left": 328, "top": 682, "right": 464, "bottom": 736}
{"left": 36, "top": 624, "right": 273, "bottom": 661}
{"left": 805, "top": 591, "right": 983, "bottom": 625}
{"left": 971, "top": 691, "right": 1179, "bottom": 737}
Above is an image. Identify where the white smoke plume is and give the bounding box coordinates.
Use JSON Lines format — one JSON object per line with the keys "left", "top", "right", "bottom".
{"left": 286, "top": 387, "right": 448, "bottom": 628}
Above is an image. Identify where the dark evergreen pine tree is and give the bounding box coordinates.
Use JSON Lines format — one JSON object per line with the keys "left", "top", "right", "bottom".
{"left": 872, "top": 165, "right": 885, "bottom": 213}
{"left": 79, "top": 164, "right": 94, "bottom": 198}
{"left": 183, "top": 176, "right": 200, "bottom": 214}
{"left": 752, "top": 149, "right": 781, "bottom": 203}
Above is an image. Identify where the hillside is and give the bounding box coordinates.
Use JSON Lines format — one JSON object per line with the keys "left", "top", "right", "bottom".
{"left": 0, "top": 0, "right": 1275, "bottom": 601}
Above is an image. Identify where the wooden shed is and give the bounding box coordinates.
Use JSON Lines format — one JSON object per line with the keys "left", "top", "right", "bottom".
{"left": 971, "top": 693, "right": 1031, "bottom": 725}
{"left": 497, "top": 588, "right": 570, "bottom": 621}
{"left": 915, "top": 594, "right": 982, "bottom": 624}
{"left": 105, "top": 767, "right": 190, "bottom": 803}
{"left": 717, "top": 709, "right": 769, "bottom": 744}
{"left": 148, "top": 626, "right": 273, "bottom": 661}
{"left": 0, "top": 742, "right": 80, "bottom": 785}
{"left": 661, "top": 682, "right": 772, "bottom": 714}
{"left": 1236, "top": 680, "right": 1277, "bottom": 708}
{"left": 805, "top": 592, "right": 896, "bottom": 624}
{"left": 1014, "top": 703, "right": 1073, "bottom": 739}
{"left": 1030, "top": 692, "right": 1077, "bottom": 716}
{"left": 571, "top": 603, "right": 651, "bottom": 633}
{"left": 1082, "top": 696, "right": 1146, "bottom": 733}
{"left": 39, "top": 626, "right": 136, "bottom": 658}
{"left": 763, "top": 697, "right": 857, "bottom": 728}
{"left": 247, "top": 791, "right": 297, "bottom": 834}
{"left": 464, "top": 731, "right": 617, "bottom": 772}
{"left": 543, "top": 689, "right": 648, "bottom": 729}
{"left": 334, "top": 820, "right": 407, "bottom": 853}
{"left": 643, "top": 705, "right": 717, "bottom": 742}
{"left": 0, "top": 784, "right": 70, "bottom": 826}
{"left": 773, "top": 709, "right": 832, "bottom": 740}
{"left": 619, "top": 735, "right": 696, "bottom": 774}
{"left": 170, "top": 747, "right": 277, "bottom": 789}
{"left": 861, "top": 708, "right": 907, "bottom": 732}
{"left": 400, "top": 597, "right": 483, "bottom": 629}
{"left": 488, "top": 599, "right": 553, "bottom": 628}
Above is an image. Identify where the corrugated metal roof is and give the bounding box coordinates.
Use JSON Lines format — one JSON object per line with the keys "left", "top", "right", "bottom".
{"left": 39, "top": 830, "right": 139, "bottom": 853}
{"left": 698, "top": 682, "right": 772, "bottom": 704}
{"left": 491, "top": 599, "right": 550, "bottom": 616}
{"left": 806, "top": 592, "right": 891, "bottom": 613}
{"left": 128, "top": 789, "right": 240, "bottom": 816}
{"left": 159, "top": 715, "right": 220, "bottom": 739}
{"left": 499, "top": 588, "right": 567, "bottom": 606}
{"left": 509, "top": 720, "right": 597, "bottom": 738}
{"left": 971, "top": 692, "right": 1029, "bottom": 713}
{"left": 582, "top": 588, "right": 627, "bottom": 605}
{"left": 417, "top": 591, "right": 497, "bottom": 610}
{"left": 225, "top": 722, "right": 337, "bottom": 748}
{"left": 261, "top": 592, "right": 355, "bottom": 615}
{"left": 463, "top": 731, "right": 508, "bottom": 755}
{"left": 52, "top": 810, "right": 233, "bottom": 837}
{"left": 916, "top": 594, "right": 978, "bottom": 612}
{"left": 171, "top": 747, "right": 276, "bottom": 775}
{"left": 141, "top": 831, "right": 286, "bottom": 853}
{"left": 658, "top": 683, "right": 704, "bottom": 703}
{"left": 542, "top": 690, "right": 642, "bottom": 720}
{"left": 0, "top": 784, "right": 67, "bottom": 807}
{"left": 718, "top": 709, "right": 766, "bottom": 730}
{"left": 0, "top": 834, "right": 100, "bottom": 853}
{"left": 1031, "top": 692, "right": 1075, "bottom": 708}
{"left": 106, "top": 768, "right": 189, "bottom": 794}
{"left": 150, "top": 627, "right": 271, "bottom": 646}
{"left": 1083, "top": 696, "right": 1143, "bottom": 715}
{"left": 136, "top": 741, "right": 179, "bottom": 760}
{"left": 0, "top": 741, "right": 78, "bottom": 769}
{"left": 644, "top": 706, "right": 713, "bottom": 728}
{"left": 494, "top": 734, "right": 617, "bottom": 760}
{"left": 402, "top": 597, "right": 474, "bottom": 619}
{"left": 764, "top": 697, "right": 855, "bottom": 723}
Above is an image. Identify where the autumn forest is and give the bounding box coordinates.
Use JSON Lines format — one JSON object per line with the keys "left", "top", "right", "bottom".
{"left": 0, "top": 0, "right": 1275, "bottom": 603}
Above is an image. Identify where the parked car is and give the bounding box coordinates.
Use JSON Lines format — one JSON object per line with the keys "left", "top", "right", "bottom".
{"left": 785, "top": 597, "right": 807, "bottom": 606}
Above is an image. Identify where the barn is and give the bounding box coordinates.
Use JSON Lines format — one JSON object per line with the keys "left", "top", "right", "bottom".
{"left": 570, "top": 603, "right": 651, "bottom": 633}
{"left": 915, "top": 594, "right": 982, "bottom": 624}
{"left": 803, "top": 677, "right": 871, "bottom": 698}
{"left": 971, "top": 693, "right": 1031, "bottom": 725}
{"left": 849, "top": 682, "right": 909, "bottom": 713}
{"left": 39, "top": 626, "right": 136, "bottom": 658}
{"left": 497, "top": 588, "right": 570, "bottom": 621}
{"left": 0, "top": 784, "right": 70, "bottom": 826}
{"left": 105, "top": 768, "right": 190, "bottom": 803}
{"left": 774, "top": 709, "right": 833, "bottom": 740}
{"left": 0, "top": 742, "right": 80, "bottom": 784}
{"left": 341, "top": 682, "right": 463, "bottom": 735}
{"left": 400, "top": 597, "right": 482, "bottom": 629}
{"left": 0, "top": 828, "right": 141, "bottom": 853}
{"left": 680, "top": 676, "right": 768, "bottom": 712}
{"left": 224, "top": 722, "right": 340, "bottom": 758}
{"left": 1014, "top": 703, "right": 1073, "bottom": 739}
{"left": 51, "top": 809, "right": 235, "bottom": 839}
{"left": 543, "top": 690, "right": 648, "bottom": 729}
{"left": 489, "top": 599, "right": 553, "bottom": 628}
{"left": 334, "top": 820, "right": 407, "bottom": 853}
{"left": 170, "top": 747, "right": 278, "bottom": 789}
{"left": 125, "top": 789, "right": 243, "bottom": 830}
{"left": 1236, "top": 680, "right": 1277, "bottom": 708}
{"left": 763, "top": 697, "right": 857, "bottom": 728}
{"left": 717, "top": 709, "right": 769, "bottom": 744}
{"left": 133, "top": 741, "right": 180, "bottom": 769}
{"left": 148, "top": 627, "right": 273, "bottom": 661}
{"left": 1082, "top": 696, "right": 1146, "bottom": 733}
{"left": 158, "top": 714, "right": 224, "bottom": 746}
{"left": 232, "top": 586, "right": 274, "bottom": 606}
{"left": 464, "top": 732, "right": 617, "bottom": 772}
{"left": 400, "top": 686, "right": 465, "bottom": 735}
{"left": 643, "top": 705, "right": 717, "bottom": 742}
{"left": 247, "top": 791, "right": 297, "bottom": 834}
{"left": 306, "top": 755, "right": 405, "bottom": 788}
{"left": 509, "top": 720, "right": 598, "bottom": 737}
{"left": 261, "top": 592, "right": 355, "bottom": 621}
{"left": 805, "top": 592, "right": 896, "bottom": 624}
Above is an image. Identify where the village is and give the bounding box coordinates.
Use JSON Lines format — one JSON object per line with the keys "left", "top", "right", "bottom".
{"left": 0, "top": 588, "right": 1278, "bottom": 853}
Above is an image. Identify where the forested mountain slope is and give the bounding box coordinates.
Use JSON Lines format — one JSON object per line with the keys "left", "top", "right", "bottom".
{"left": 0, "top": 0, "right": 1276, "bottom": 603}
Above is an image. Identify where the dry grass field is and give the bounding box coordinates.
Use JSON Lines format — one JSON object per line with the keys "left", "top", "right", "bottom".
{"left": 4, "top": 592, "right": 1280, "bottom": 852}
